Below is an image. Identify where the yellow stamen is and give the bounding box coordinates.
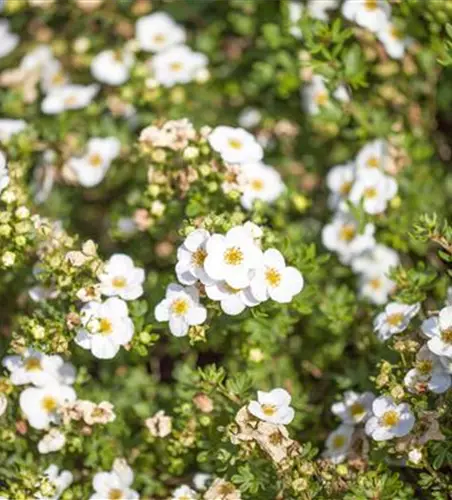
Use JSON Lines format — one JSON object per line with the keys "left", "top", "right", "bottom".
{"left": 381, "top": 410, "right": 399, "bottom": 427}
{"left": 25, "top": 358, "right": 42, "bottom": 372}
{"left": 350, "top": 402, "right": 365, "bottom": 419}
{"left": 169, "top": 61, "right": 183, "bottom": 72}
{"left": 112, "top": 276, "right": 127, "bottom": 289}
{"left": 171, "top": 298, "right": 189, "bottom": 316}
{"left": 228, "top": 138, "right": 243, "bottom": 150}
{"left": 364, "top": 0, "right": 378, "bottom": 11}
{"left": 366, "top": 155, "right": 379, "bottom": 168}
{"left": 441, "top": 327, "right": 452, "bottom": 344}
{"left": 250, "top": 178, "right": 265, "bottom": 192}
{"left": 314, "top": 91, "right": 328, "bottom": 106}
{"left": 224, "top": 247, "right": 244, "bottom": 266}
{"left": 261, "top": 404, "right": 277, "bottom": 416}
{"left": 265, "top": 267, "right": 281, "bottom": 288}
{"left": 339, "top": 224, "right": 356, "bottom": 242}
{"left": 364, "top": 187, "right": 378, "bottom": 199}
{"left": 191, "top": 248, "right": 207, "bottom": 268}
{"left": 387, "top": 313, "right": 403, "bottom": 327}
{"left": 332, "top": 434, "right": 346, "bottom": 449}
{"left": 99, "top": 318, "right": 113, "bottom": 336}
{"left": 108, "top": 489, "right": 124, "bottom": 500}
{"left": 41, "top": 396, "right": 57, "bottom": 413}
{"left": 89, "top": 153, "right": 103, "bottom": 168}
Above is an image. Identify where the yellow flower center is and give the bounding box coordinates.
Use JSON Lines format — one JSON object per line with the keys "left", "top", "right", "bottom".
{"left": 99, "top": 318, "right": 113, "bottom": 336}
{"left": 390, "top": 26, "right": 402, "bottom": 40}
{"left": 366, "top": 155, "right": 380, "bottom": 168}
{"left": 365, "top": 0, "right": 378, "bottom": 11}
{"left": 261, "top": 404, "right": 277, "bottom": 416}
{"left": 41, "top": 396, "right": 57, "bottom": 413}
{"left": 218, "top": 483, "right": 236, "bottom": 495}
{"left": 339, "top": 224, "right": 356, "bottom": 242}
{"left": 224, "top": 246, "right": 244, "bottom": 266}
{"left": 153, "top": 33, "right": 166, "bottom": 44}
{"left": 51, "top": 72, "right": 65, "bottom": 86}
{"left": 191, "top": 247, "right": 207, "bottom": 268}
{"left": 265, "top": 267, "right": 281, "bottom": 288}
{"left": 250, "top": 178, "right": 265, "bottom": 192}
{"left": 108, "top": 489, "right": 124, "bottom": 500}
{"left": 64, "top": 95, "right": 78, "bottom": 107}
{"left": 350, "top": 402, "right": 365, "bottom": 419}
{"left": 171, "top": 298, "right": 189, "bottom": 316}
{"left": 441, "top": 327, "right": 452, "bottom": 344}
{"left": 332, "top": 434, "right": 346, "bottom": 449}
{"left": 170, "top": 61, "right": 183, "bottom": 72}
{"left": 89, "top": 152, "right": 103, "bottom": 168}
{"left": 364, "top": 187, "right": 378, "bottom": 199}
{"left": 228, "top": 138, "right": 243, "bottom": 150}
{"left": 387, "top": 313, "right": 404, "bottom": 327}
{"left": 370, "top": 278, "right": 382, "bottom": 290}
{"left": 339, "top": 181, "right": 352, "bottom": 196}
{"left": 416, "top": 360, "right": 433, "bottom": 375}
{"left": 381, "top": 410, "right": 399, "bottom": 427}
{"left": 314, "top": 91, "right": 328, "bottom": 106}
{"left": 112, "top": 276, "right": 127, "bottom": 289}
{"left": 25, "top": 357, "right": 42, "bottom": 372}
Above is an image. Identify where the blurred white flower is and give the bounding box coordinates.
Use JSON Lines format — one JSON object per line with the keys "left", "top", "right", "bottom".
{"left": 172, "top": 485, "right": 197, "bottom": 500}
{"left": 404, "top": 345, "right": 451, "bottom": 394}
{"left": 90, "top": 459, "right": 138, "bottom": 500}
{"left": 136, "top": 12, "right": 185, "bottom": 53}
{"left": 0, "top": 150, "right": 9, "bottom": 193}
{"left": 331, "top": 391, "right": 375, "bottom": 425}
{"left": 349, "top": 169, "right": 398, "bottom": 214}
{"left": 0, "top": 19, "right": 19, "bottom": 59}
{"left": 302, "top": 75, "right": 349, "bottom": 115}
{"left": 377, "top": 22, "right": 410, "bottom": 60}
{"left": 342, "top": 0, "right": 390, "bottom": 33}
{"left": 208, "top": 126, "right": 263, "bottom": 164}
{"left": 98, "top": 253, "right": 144, "bottom": 301}
{"left": 37, "top": 464, "right": 73, "bottom": 500}
{"left": 422, "top": 306, "right": 452, "bottom": 359}
{"left": 0, "top": 118, "right": 27, "bottom": 141}
{"left": 373, "top": 302, "right": 420, "bottom": 341}
{"left": 38, "top": 429, "right": 66, "bottom": 454}
{"left": 239, "top": 162, "right": 285, "bottom": 210}
{"left": 323, "top": 424, "right": 354, "bottom": 463}
{"left": 41, "top": 83, "right": 99, "bottom": 114}
{"left": 91, "top": 48, "right": 134, "bottom": 86}
{"left": 176, "top": 229, "right": 214, "bottom": 286}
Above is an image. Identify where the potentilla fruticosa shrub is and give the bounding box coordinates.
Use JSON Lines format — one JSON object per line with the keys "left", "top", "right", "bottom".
{"left": 0, "top": 0, "right": 452, "bottom": 498}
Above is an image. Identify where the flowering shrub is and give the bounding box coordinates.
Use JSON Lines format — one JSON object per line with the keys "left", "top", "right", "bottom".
{"left": 1, "top": 0, "right": 452, "bottom": 498}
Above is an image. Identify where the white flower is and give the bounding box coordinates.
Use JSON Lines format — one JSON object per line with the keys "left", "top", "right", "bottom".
{"left": 421, "top": 306, "right": 452, "bottom": 358}
{"left": 41, "top": 59, "right": 69, "bottom": 94}
{"left": 307, "top": 0, "right": 339, "bottom": 21}
{"left": 90, "top": 459, "right": 138, "bottom": 500}
{"left": 326, "top": 162, "right": 355, "bottom": 210}
{"left": 38, "top": 429, "right": 66, "bottom": 454}
{"left": 20, "top": 44, "right": 53, "bottom": 72}
{"left": 351, "top": 244, "right": 399, "bottom": 276}
{"left": 91, "top": 48, "right": 134, "bottom": 86}
{"left": 0, "top": 20, "right": 19, "bottom": 59}
{"left": 154, "top": 283, "right": 207, "bottom": 337}
{"left": 204, "top": 226, "right": 263, "bottom": 289}
{"left": 0, "top": 150, "right": 9, "bottom": 193}
{"left": 37, "top": 465, "right": 73, "bottom": 500}
{"left": 239, "top": 162, "right": 285, "bottom": 210}
{"left": 331, "top": 391, "right": 375, "bottom": 425}
{"left": 193, "top": 473, "right": 211, "bottom": 491}
{"left": 208, "top": 126, "right": 263, "bottom": 164}
{"left": 408, "top": 448, "right": 423, "bottom": 464}
{"left": 75, "top": 297, "right": 134, "bottom": 359}
{"left": 288, "top": 1, "right": 303, "bottom": 38}
{"left": 302, "top": 75, "right": 349, "bottom": 115}
{"left": 321, "top": 213, "right": 375, "bottom": 264}
{"left": 68, "top": 136, "right": 121, "bottom": 187}
{"left": 0, "top": 118, "right": 27, "bottom": 141}
{"left": 358, "top": 272, "right": 395, "bottom": 305}
{"left": 349, "top": 170, "right": 397, "bottom": 215}
{"left": 176, "top": 229, "right": 214, "bottom": 286}
{"left": 323, "top": 424, "right": 354, "bottom": 463}
{"left": 373, "top": 302, "right": 420, "bottom": 341}
{"left": 404, "top": 346, "right": 451, "bottom": 394}
{"left": 365, "top": 396, "right": 415, "bottom": 441}
{"left": 0, "top": 393, "right": 7, "bottom": 417}
{"left": 41, "top": 83, "right": 99, "bottom": 114}
{"left": 98, "top": 253, "right": 144, "bottom": 300}
{"left": 19, "top": 383, "right": 76, "bottom": 430}
{"left": 249, "top": 248, "right": 303, "bottom": 304}
{"left": 172, "top": 485, "right": 197, "bottom": 500}
{"left": 136, "top": 12, "right": 185, "bottom": 53}
{"left": 355, "top": 139, "right": 390, "bottom": 176}
{"left": 151, "top": 44, "right": 208, "bottom": 88}
{"left": 238, "top": 107, "right": 262, "bottom": 129}
{"left": 342, "top": 0, "right": 390, "bottom": 33}
{"left": 2, "top": 348, "right": 76, "bottom": 386}
{"left": 377, "top": 22, "right": 410, "bottom": 59}
{"left": 248, "top": 388, "right": 295, "bottom": 425}
{"left": 205, "top": 281, "right": 259, "bottom": 316}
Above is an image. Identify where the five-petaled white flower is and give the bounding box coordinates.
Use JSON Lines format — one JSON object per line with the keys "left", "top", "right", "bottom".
{"left": 154, "top": 283, "right": 207, "bottom": 337}
{"left": 136, "top": 12, "right": 186, "bottom": 53}
{"left": 204, "top": 226, "right": 263, "bottom": 289}
{"left": 151, "top": 44, "right": 208, "bottom": 88}
{"left": 68, "top": 136, "right": 121, "bottom": 187}
{"left": 19, "top": 383, "right": 76, "bottom": 430}
{"left": 2, "top": 348, "right": 75, "bottom": 386}
{"left": 98, "top": 253, "right": 145, "bottom": 301}
{"left": 205, "top": 280, "right": 259, "bottom": 316}
{"left": 172, "top": 485, "right": 198, "bottom": 500}
{"left": 75, "top": 297, "right": 134, "bottom": 359}
{"left": 365, "top": 396, "right": 415, "bottom": 441}
{"left": 342, "top": 0, "right": 390, "bottom": 33}
{"left": 331, "top": 391, "right": 375, "bottom": 425}
{"left": 91, "top": 48, "right": 134, "bottom": 86}
{"left": 323, "top": 424, "right": 354, "bottom": 464}
{"left": 250, "top": 248, "right": 304, "bottom": 304}
{"left": 322, "top": 213, "right": 375, "bottom": 264}
{"left": 0, "top": 150, "right": 9, "bottom": 194}
{"left": 208, "top": 126, "right": 263, "bottom": 164}
{"left": 248, "top": 388, "right": 295, "bottom": 425}
{"left": 239, "top": 162, "right": 285, "bottom": 210}
{"left": 421, "top": 305, "right": 452, "bottom": 359}
{"left": 373, "top": 302, "right": 420, "bottom": 341}
{"left": 404, "top": 345, "right": 452, "bottom": 394}
{"left": 349, "top": 169, "right": 397, "bottom": 215}
{"left": 89, "top": 459, "right": 139, "bottom": 500}
{"left": 176, "top": 229, "right": 214, "bottom": 286}
{"left": 41, "top": 83, "right": 99, "bottom": 115}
